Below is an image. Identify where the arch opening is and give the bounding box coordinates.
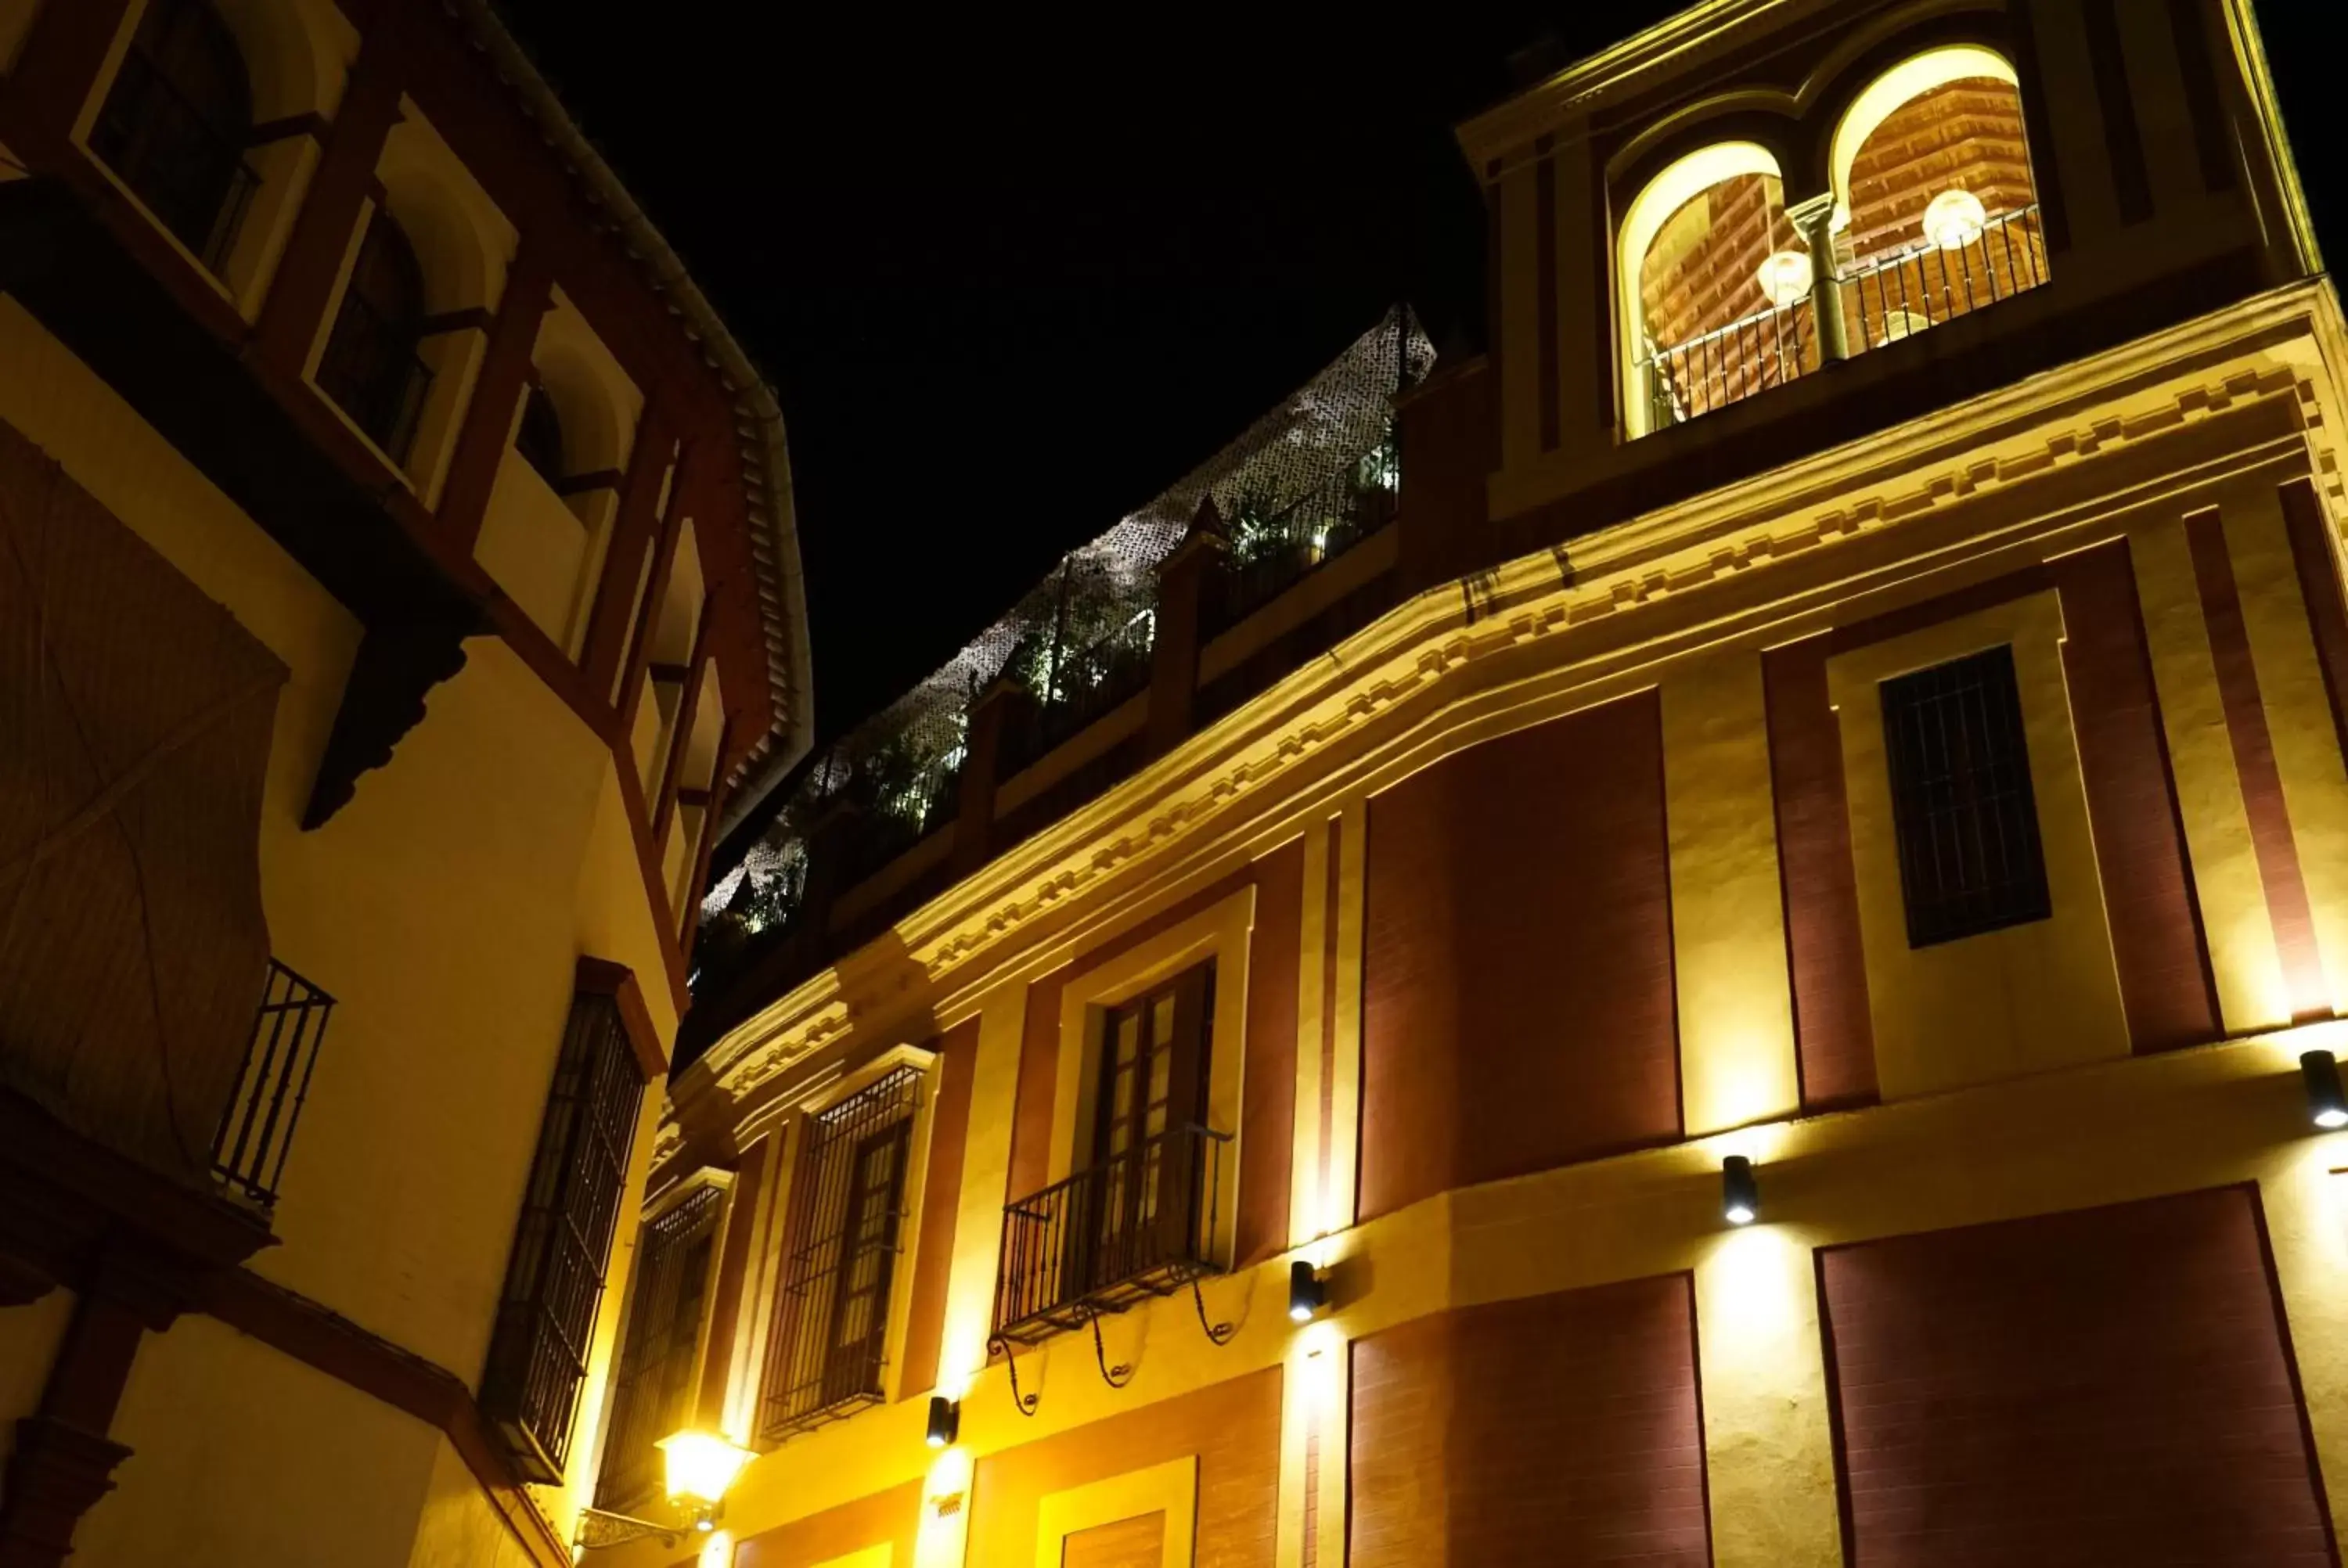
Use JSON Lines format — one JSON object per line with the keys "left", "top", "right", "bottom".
{"left": 1828, "top": 46, "right": 2051, "bottom": 352}
{"left": 88, "top": 0, "right": 257, "bottom": 272}
{"left": 316, "top": 209, "right": 432, "bottom": 462}
{"left": 1618, "top": 142, "right": 1818, "bottom": 437}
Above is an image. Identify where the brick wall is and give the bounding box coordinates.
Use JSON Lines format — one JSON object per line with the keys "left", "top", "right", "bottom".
{"left": 1360, "top": 691, "right": 1679, "bottom": 1218}
{"left": 1821, "top": 1186, "right": 2332, "bottom": 1566}
{"left": 965, "top": 1367, "right": 1280, "bottom": 1568}
{"left": 1351, "top": 1274, "right": 1711, "bottom": 1566}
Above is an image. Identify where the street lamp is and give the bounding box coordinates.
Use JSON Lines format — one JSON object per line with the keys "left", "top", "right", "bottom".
{"left": 574, "top": 1429, "right": 754, "bottom": 1549}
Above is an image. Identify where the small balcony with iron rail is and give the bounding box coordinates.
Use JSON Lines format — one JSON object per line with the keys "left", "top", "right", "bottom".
{"left": 211, "top": 958, "right": 337, "bottom": 1209}
{"left": 989, "top": 1123, "right": 1233, "bottom": 1394}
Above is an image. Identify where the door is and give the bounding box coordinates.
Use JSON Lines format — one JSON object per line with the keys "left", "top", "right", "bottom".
{"left": 1080, "top": 962, "right": 1214, "bottom": 1296}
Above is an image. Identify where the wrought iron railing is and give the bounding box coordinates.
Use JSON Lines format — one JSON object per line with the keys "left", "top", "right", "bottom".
{"left": 1841, "top": 203, "right": 2049, "bottom": 356}
{"left": 1034, "top": 606, "right": 1155, "bottom": 754}
{"left": 1214, "top": 440, "right": 1400, "bottom": 637}
{"left": 316, "top": 289, "right": 434, "bottom": 463}
{"left": 992, "top": 1123, "right": 1230, "bottom": 1346}
{"left": 1638, "top": 296, "right": 1820, "bottom": 432}
{"left": 211, "top": 958, "right": 334, "bottom": 1207}
{"left": 88, "top": 45, "right": 259, "bottom": 273}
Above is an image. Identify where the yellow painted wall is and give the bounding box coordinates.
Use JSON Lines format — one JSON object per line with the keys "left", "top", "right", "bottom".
{"left": 75, "top": 1314, "right": 441, "bottom": 1568}
{"left": 0, "top": 1289, "right": 74, "bottom": 1430}
{"left": 0, "top": 264, "right": 678, "bottom": 1548}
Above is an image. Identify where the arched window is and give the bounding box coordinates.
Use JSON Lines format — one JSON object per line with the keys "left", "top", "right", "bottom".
{"left": 514, "top": 384, "right": 567, "bottom": 484}
{"left": 1619, "top": 142, "right": 1815, "bottom": 437}
{"left": 317, "top": 210, "right": 433, "bottom": 462}
{"left": 1828, "top": 47, "right": 2049, "bottom": 351}
{"left": 88, "top": 0, "right": 257, "bottom": 271}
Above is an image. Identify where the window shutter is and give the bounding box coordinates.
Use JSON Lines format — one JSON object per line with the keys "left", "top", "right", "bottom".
{"left": 481, "top": 980, "right": 648, "bottom": 1484}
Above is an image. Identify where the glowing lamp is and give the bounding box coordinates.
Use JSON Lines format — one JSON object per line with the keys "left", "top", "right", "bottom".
{"left": 925, "top": 1394, "right": 960, "bottom": 1449}
{"left": 1288, "top": 1259, "right": 1328, "bottom": 1324}
{"left": 1755, "top": 249, "right": 1814, "bottom": 309}
{"left": 1922, "top": 187, "right": 1988, "bottom": 251}
{"left": 658, "top": 1431, "right": 754, "bottom": 1531}
{"left": 2303, "top": 1049, "right": 2348, "bottom": 1129}
{"left": 1722, "top": 1156, "right": 1760, "bottom": 1226}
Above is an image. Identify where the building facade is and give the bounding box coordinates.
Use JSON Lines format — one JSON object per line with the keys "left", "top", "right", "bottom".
{"left": 0, "top": 0, "right": 809, "bottom": 1563}
{"left": 622, "top": 0, "right": 2348, "bottom": 1566}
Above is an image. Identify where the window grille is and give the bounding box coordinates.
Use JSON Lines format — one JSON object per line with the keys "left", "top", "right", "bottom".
{"left": 595, "top": 1183, "right": 725, "bottom": 1510}
{"left": 315, "top": 210, "right": 434, "bottom": 462}
{"left": 758, "top": 1066, "right": 924, "bottom": 1441}
{"left": 481, "top": 987, "right": 646, "bottom": 1484}
{"left": 1881, "top": 644, "right": 2052, "bottom": 947}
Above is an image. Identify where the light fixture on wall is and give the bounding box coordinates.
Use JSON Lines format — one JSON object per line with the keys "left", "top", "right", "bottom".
{"left": 926, "top": 1394, "right": 961, "bottom": 1449}
{"left": 1722, "top": 1156, "right": 1761, "bottom": 1226}
{"left": 1922, "top": 187, "right": 1988, "bottom": 250}
{"left": 574, "top": 1430, "right": 755, "bottom": 1548}
{"left": 2303, "top": 1049, "right": 2348, "bottom": 1129}
{"left": 659, "top": 1430, "right": 756, "bottom": 1533}
{"left": 1289, "top": 1259, "right": 1329, "bottom": 1323}
{"left": 1756, "top": 249, "right": 1815, "bottom": 309}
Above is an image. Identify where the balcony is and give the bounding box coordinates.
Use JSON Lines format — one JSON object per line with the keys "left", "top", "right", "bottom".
{"left": 992, "top": 1123, "right": 1230, "bottom": 1347}
{"left": 211, "top": 958, "right": 337, "bottom": 1207}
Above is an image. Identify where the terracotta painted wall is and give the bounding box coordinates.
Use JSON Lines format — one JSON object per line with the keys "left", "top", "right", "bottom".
{"left": 964, "top": 1366, "right": 1280, "bottom": 1568}
{"left": 1350, "top": 1273, "right": 1710, "bottom": 1566}
{"left": 1359, "top": 689, "right": 1679, "bottom": 1217}
{"left": 730, "top": 1479, "right": 920, "bottom": 1568}
{"left": 899, "top": 1015, "right": 982, "bottom": 1400}
{"left": 1820, "top": 1185, "right": 2332, "bottom": 1566}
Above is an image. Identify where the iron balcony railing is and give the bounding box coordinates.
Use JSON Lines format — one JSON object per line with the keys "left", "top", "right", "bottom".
{"left": 211, "top": 958, "right": 334, "bottom": 1207}
{"left": 1213, "top": 441, "right": 1400, "bottom": 638}
{"left": 1841, "top": 203, "right": 2049, "bottom": 356}
{"left": 316, "top": 289, "right": 434, "bottom": 463}
{"left": 88, "top": 45, "right": 258, "bottom": 274}
{"left": 1639, "top": 296, "right": 1820, "bottom": 432}
{"left": 993, "top": 1123, "right": 1230, "bottom": 1346}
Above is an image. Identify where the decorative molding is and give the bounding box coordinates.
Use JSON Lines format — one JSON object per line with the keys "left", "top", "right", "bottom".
{"left": 0, "top": 1415, "right": 132, "bottom": 1567}
{"left": 301, "top": 618, "right": 476, "bottom": 829}
{"left": 684, "top": 288, "right": 2346, "bottom": 1153}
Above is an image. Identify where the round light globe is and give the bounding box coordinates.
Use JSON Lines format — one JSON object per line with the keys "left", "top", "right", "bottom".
{"left": 1755, "top": 248, "right": 1814, "bottom": 309}
{"left": 1923, "top": 187, "right": 1988, "bottom": 251}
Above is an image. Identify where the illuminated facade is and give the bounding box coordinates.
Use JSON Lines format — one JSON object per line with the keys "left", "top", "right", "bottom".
{"left": 621, "top": 0, "right": 2348, "bottom": 1563}
{"left": 0, "top": 0, "right": 808, "bottom": 1563}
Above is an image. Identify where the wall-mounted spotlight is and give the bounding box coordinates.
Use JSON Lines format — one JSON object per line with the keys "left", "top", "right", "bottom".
{"left": 925, "top": 1394, "right": 960, "bottom": 1449}
{"left": 2304, "top": 1049, "right": 2348, "bottom": 1129}
{"left": 1722, "top": 1155, "right": 1760, "bottom": 1226}
{"left": 1288, "top": 1259, "right": 1328, "bottom": 1323}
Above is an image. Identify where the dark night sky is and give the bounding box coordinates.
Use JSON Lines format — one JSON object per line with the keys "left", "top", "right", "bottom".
{"left": 489, "top": 2, "right": 2345, "bottom": 745}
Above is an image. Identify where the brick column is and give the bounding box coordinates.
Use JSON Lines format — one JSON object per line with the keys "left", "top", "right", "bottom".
{"left": 787, "top": 793, "right": 864, "bottom": 976}
{"left": 952, "top": 678, "right": 1035, "bottom": 878}
{"left": 1392, "top": 352, "right": 1495, "bottom": 599}
{"left": 1786, "top": 194, "right": 1849, "bottom": 365}
{"left": 1144, "top": 498, "right": 1229, "bottom": 760}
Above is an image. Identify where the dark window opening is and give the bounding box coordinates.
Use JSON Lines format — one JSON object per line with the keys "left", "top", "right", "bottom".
{"left": 596, "top": 1183, "right": 723, "bottom": 1510}
{"left": 316, "top": 210, "right": 433, "bottom": 462}
{"left": 758, "top": 1065, "right": 922, "bottom": 1440}
{"left": 515, "top": 383, "right": 567, "bottom": 483}
{"left": 481, "top": 984, "right": 646, "bottom": 1484}
{"left": 1881, "top": 643, "right": 2052, "bottom": 947}
{"left": 88, "top": 0, "right": 257, "bottom": 272}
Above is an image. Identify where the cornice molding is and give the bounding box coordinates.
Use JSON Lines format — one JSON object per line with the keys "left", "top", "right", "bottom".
{"left": 677, "top": 284, "right": 2346, "bottom": 1153}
